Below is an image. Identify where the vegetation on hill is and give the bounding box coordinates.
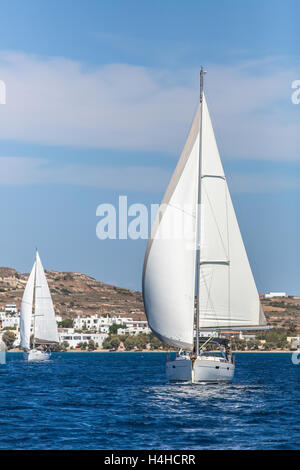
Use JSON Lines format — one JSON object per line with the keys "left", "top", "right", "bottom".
{"left": 2, "top": 330, "right": 16, "bottom": 350}
{"left": 0, "top": 267, "right": 144, "bottom": 320}
{"left": 102, "top": 331, "right": 171, "bottom": 351}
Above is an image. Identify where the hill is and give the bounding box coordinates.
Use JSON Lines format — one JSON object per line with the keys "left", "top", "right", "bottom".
{"left": 0, "top": 267, "right": 144, "bottom": 320}
{"left": 0, "top": 267, "right": 299, "bottom": 332}
{"left": 261, "top": 297, "right": 300, "bottom": 332}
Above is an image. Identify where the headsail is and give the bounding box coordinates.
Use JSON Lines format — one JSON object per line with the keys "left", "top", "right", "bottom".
{"left": 20, "top": 261, "right": 36, "bottom": 350}
{"left": 34, "top": 252, "right": 59, "bottom": 344}
{"left": 142, "top": 107, "right": 200, "bottom": 350}
{"left": 198, "top": 97, "right": 266, "bottom": 328}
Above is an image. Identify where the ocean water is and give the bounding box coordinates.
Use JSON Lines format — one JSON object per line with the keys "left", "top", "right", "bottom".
{"left": 0, "top": 352, "right": 299, "bottom": 450}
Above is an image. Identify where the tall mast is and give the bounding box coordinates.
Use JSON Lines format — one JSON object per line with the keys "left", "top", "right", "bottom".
{"left": 195, "top": 67, "right": 206, "bottom": 356}
{"left": 32, "top": 249, "right": 37, "bottom": 350}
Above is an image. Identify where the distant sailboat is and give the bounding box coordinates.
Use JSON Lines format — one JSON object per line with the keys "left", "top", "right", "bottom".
{"left": 0, "top": 334, "right": 6, "bottom": 364}
{"left": 142, "top": 69, "right": 271, "bottom": 383}
{"left": 20, "top": 250, "right": 59, "bottom": 361}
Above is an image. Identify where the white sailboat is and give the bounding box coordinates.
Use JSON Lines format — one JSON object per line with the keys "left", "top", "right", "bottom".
{"left": 0, "top": 334, "right": 6, "bottom": 365}
{"left": 142, "top": 69, "right": 271, "bottom": 383}
{"left": 20, "top": 250, "right": 59, "bottom": 361}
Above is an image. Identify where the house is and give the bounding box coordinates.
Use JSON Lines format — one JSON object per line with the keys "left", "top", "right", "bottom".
{"left": 58, "top": 329, "right": 108, "bottom": 348}
{"left": 4, "top": 304, "right": 18, "bottom": 313}
{"left": 239, "top": 332, "right": 256, "bottom": 341}
{"left": 264, "top": 292, "right": 287, "bottom": 299}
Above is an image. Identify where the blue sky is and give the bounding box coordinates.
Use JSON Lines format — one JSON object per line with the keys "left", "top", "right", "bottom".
{"left": 0, "top": 0, "right": 299, "bottom": 293}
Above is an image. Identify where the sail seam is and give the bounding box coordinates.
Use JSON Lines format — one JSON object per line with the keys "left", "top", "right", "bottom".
{"left": 202, "top": 174, "right": 225, "bottom": 180}
{"left": 202, "top": 183, "right": 228, "bottom": 261}
{"left": 200, "top": 265, "right": 218, "bottom": 327}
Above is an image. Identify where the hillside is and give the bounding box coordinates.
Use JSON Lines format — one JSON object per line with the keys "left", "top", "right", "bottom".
{"left": 0, "top": 267, "right": 144, "bottom": 320}
{"left": 261, "top": 297, "right": 300, "bottom": 332}
{"left": 0, "top": 267, "right": 299, "bottom": 332}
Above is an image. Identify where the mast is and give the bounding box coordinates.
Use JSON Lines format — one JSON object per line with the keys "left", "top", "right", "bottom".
{"left": 195, "top": 67, "right": 206, "bottom": 356}
{"left": 32, "top": 249, "right": 37, "bottom": 350}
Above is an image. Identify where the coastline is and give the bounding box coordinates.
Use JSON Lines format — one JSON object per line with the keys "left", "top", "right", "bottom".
{"left": 7, "top": 348, "right": 297, "bottom": 354}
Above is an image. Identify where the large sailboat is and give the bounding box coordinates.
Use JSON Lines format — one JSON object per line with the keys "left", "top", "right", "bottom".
{"left": 142, "top": 69, "right": 270, "bottom": 383}
{"left": 20, "top": 250, "right": 59, "bottom": 361}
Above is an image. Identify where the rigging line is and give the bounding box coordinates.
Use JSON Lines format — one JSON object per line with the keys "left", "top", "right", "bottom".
{"left": 225, "top": 183, "right": 231, "bottom": 322}
{"left": 206, "top": 266, "right": 216, "bottom": 320}
{"left": 200, "top": 264, "right": 218, "bottom": 322}
{"left": 202, "top": 183, "right": 229, "bottom": 259}
{"left": 204, "top": 92, "right": 227, "bottom": 171}
{"left": 167, "top": 203, "right": 196, "bottom": 218}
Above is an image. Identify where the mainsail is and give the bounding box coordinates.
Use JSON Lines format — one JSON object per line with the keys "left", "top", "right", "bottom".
{"left": 34, "top": 252, "right": 59, "bottom": 344}
{"left": 20, "top": 261, "right": 36, "bottom": 350}
{"left": 142, "top": 107, "right": 200, "bottom": 350}
{"left": 142, "top": 92, "right": 266, "bottom": 348}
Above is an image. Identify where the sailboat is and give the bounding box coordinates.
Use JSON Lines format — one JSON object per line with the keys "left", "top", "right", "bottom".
{"left": 0, "top": 334, "right": 6, "bottom": 365}
{"left": 20, "top": 250, "right": 59, "bottom": 361}
{"left": 142, "top": 69, "right": 271, "bottom": 383}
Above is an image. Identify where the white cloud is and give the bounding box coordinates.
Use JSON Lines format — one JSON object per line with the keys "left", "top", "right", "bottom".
{"left": 0, "top": 52, "right": 299, "bottom": 160}
{"left": 0, "top": 157, "right": 170, "bottom": 192}
{"left": 228, "top": 172, "right": 300, "bottom": 194}
{"left": 0, "top": 157, "right": 298, "bottom": 195}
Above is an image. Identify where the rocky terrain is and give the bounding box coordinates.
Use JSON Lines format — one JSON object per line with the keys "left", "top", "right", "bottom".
{"left": 0, "top": 267, "right": 144, "bottom": 320}
{"left": 0, "top": 267, "right": 299, "bottom": 332}
{"left": 261, "top": 297, "right": 300, "bottom": 332}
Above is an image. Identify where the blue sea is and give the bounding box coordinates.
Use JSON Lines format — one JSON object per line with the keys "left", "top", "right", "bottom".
{"left": 0, "top": 352, "right": 299, "bottom": 450}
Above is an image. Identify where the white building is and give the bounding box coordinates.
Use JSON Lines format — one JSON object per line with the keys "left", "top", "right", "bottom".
{"left": 117, "top": 326, "right": 151, "bottom": 336}
{"left": 0, "top": 310, "right": 20, "bottom": 329}
{"left": 73, "top": 314, "right": 147, "bottom": 333}
{"left": 239, "top": 332, "right": 256, "bottom": 341}
{"left": 287, "top": 336, "right": 300, "bottom": 350}
{"left": 73, "top": 314, "right": 111, "bottom": 331}
{"left": 264, "top": 292, "right": 287, "bottom": 299}
{"left": 122, "top": 319, "right": 148, "bottom": 329}
{"left": 116, "top": 318, "right": 150, "bottom": 336}
{"left": 1, "top": 316, "right": 19, "bottom": 329}
{"left": 0, "top": 312, "right": 7, "bottom": 321}
{"left": 58, "top": 328, "right": 108, "bottom": 348}
{"left": 4, "top": 304, "right": 18, "bottom": 313}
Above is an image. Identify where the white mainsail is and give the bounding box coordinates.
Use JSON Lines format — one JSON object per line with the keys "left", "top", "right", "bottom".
{"left": 142, "top": 107, "right": 200, "bottom": 350}
{"left": 34, "top": 252, "right": 59, "bottom": 344}
{"left": 143, "top": 93, "right": 266, "bottom": 348}
{"left": 20, "top": 261, "right": 36, "bottom": 350}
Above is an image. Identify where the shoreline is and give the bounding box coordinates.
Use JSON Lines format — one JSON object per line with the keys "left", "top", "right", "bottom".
{"left": 7, "top": 348, "right": 297, "bottom": 354}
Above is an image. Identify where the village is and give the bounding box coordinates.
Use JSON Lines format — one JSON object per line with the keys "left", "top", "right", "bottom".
{"left": 0, "top": 288, "right": 300, "bottom": 352}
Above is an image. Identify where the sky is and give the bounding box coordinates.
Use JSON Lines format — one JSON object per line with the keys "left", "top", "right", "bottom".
{"left": 0, "top": 0, "right": 299, "bottom": 294}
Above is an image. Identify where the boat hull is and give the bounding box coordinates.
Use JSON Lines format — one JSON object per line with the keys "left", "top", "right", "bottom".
{"left": 24, "top": 349, "right": 51, "bottom": 362}
{"left": 166, "top": 356, "right": 235, "bottom": 383}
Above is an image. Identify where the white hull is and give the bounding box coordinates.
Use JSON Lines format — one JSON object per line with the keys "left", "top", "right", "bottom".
{"left": 25, "top": 349, "right": 51, "bottom": 362}
{"left": 166, "top": 355, "right": 235, "bottom": 383}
